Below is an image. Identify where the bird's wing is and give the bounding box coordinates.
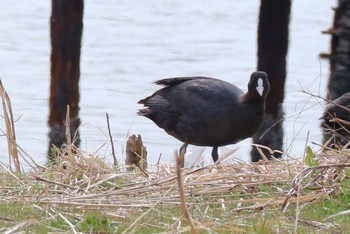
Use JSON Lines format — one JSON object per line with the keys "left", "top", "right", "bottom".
{"left": 143, "top": 95, "right": 169, "bottom": 110}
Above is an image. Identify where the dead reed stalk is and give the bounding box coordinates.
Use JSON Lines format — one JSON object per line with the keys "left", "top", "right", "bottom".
{"left": 106, "top": 112, "right": 118, "bottom": 167}
{"left": 176, "top": 150, "right": 197, "bottom": 234}
{"left": 0, "top": 80, "right": 20, "bottom": 172}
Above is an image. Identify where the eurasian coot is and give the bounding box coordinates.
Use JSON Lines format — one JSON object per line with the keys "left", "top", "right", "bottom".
{"left": 321, "top": 93, "right": 350, "bottom": 150}
{"left": 138, "top": 71, "right": 270, "bottom": 165}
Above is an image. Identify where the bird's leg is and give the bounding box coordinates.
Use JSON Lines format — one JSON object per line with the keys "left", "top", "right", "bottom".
{"left": 179, "top": 143, "right": 188, "bottom": 168}
{"left": 211, "top": 146, "right": 219, "bottom": 162}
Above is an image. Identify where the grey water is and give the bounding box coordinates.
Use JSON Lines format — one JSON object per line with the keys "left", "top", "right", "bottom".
{"left": 0, "top": 0, "right": 335, "bottom": 167}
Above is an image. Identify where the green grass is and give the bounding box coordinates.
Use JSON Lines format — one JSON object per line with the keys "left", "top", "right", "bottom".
{"left": 0, "top": 202, "right": 119, "bottom": 233}
{"left": 0, "top": 188, "right": 349, "bottom": 233}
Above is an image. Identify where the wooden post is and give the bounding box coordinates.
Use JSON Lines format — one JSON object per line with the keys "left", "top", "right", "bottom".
{"left": 48, "top": 0, "right": 84, "bottom": 161}
{"left": 251, "top": 0, "right": 291, "bottom": 162}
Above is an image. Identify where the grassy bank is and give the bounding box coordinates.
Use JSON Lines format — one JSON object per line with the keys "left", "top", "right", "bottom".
{"left": 0, "top": 145, "right": 350, "bottom": 233}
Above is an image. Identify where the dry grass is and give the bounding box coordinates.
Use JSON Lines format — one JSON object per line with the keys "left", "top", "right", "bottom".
{"left": 0, "top": 143, "right": 349, "bottom": 232}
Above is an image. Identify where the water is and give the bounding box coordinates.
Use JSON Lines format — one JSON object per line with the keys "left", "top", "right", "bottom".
{"left": 0, "top": 1, "right": 335, "bottom": 167}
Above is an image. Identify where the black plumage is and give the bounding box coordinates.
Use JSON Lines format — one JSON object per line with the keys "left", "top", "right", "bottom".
{"left": 138, "top": 71, "right": 270, "bottom": 165}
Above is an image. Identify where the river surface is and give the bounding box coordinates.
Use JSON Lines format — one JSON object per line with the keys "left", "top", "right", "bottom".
{"left": 0, "top": 1, "right": 336, "bottom": 167}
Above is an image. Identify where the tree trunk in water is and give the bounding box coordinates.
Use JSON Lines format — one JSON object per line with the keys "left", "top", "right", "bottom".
{"left": 251, "top": 0, "right": 291, "bottom": 162}
{"left": 321, "top": 0, "right": 350, "bottom": 147}
{"left": 48, "top": 0, "right": 83, "bottom": 161}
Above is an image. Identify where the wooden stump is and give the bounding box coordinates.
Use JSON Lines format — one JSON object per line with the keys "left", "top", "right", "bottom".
{"left": 125, "top": 134, "right": 147, "bottom": 170}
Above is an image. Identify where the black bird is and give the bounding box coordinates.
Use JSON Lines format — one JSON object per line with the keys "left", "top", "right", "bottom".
{"left": 321, "top": 93, "right": 350, "bottom": 150}
{"left": 138, "top": 71, "right": 270, "bottom": 165}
